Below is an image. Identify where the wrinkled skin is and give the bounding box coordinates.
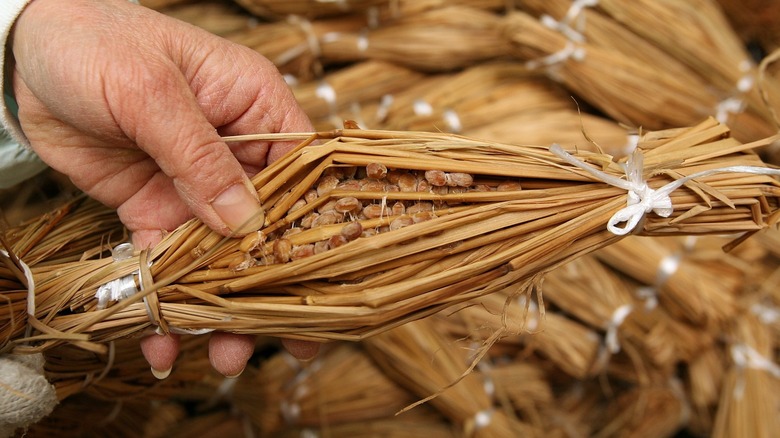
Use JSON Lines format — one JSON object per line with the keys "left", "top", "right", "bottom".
{"left": 11, "top": 0, "right": 318, "bottom": 377}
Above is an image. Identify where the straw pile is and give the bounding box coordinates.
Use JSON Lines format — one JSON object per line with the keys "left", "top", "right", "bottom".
{"left": 4, "top": 0, "right": 780, "bottom": 436}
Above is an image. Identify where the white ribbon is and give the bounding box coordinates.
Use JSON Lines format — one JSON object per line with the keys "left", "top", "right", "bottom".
{"left": 550, "top": 144, "right": 780, "bottom": 235}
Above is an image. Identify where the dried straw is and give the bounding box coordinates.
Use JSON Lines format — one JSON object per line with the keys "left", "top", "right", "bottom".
{"left": 158, "top": 1, "right": 259, "bottom": 37}
{"left": 318, "top": 6, "right": 511, "bottom": 72}
{"left": 232, "top": 0, "right": 507, "bottom": 22}
{"left": 291, "top": 60, "right": 426, "bottom": 129}
{"left": 501, "top": 9, "right": 777, "bottom": 142}
{"left": 715, "top": 0, "right": 780, "bottom": 52}
{"left": 233, "top": 0, "right": 386, "bottom": 20}
{"left": 712, "top": 314, "right": 780, "bottom": 438}
{"left": 2, "top": 120, "right": 780, "bottom": 356}
{"left": 231, "top": 344, "right": 419, "bottom": 435}
{"left": 364, "top": 317, "right": 538, "bottom": 436}
{"left": 593, "top": 383, "right": 690, "bottom": 437}
{"left": 596, "top": 236, "right": 744, "bottom": 331}
{"left": 346, "top": 63, "right": 571, "bottom": 132}
{"left": 225, "top": 14, "right": 366, "bottom": 80}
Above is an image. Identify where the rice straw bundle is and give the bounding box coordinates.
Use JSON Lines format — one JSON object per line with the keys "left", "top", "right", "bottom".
{"left": 501, "top": 10, "right": 777, "bottom": 142}
{"left": 594, "top": 382, "right": 690, "bottom": 437}
{"left": 480, "top": 362, "right": 555, "bottom": 431}
{"left": 229, "top": 344, "right": 419, "bottom": 435}
{"left": 712, "top": 313, "right": 780, "bottom": 438}
{"left": 465, "top": 108, "right": 631, "bottom": 156}
{"left": 541, "top": 254, "right": 705, "bottom": 375}
{"left": 595, "top": 236, "right": 744, "bottom": 331}
{"left": 434, "top": 290, "right": 602, "bottom": 380}
{"left": 367, "top": 0, "right": 508, "bottom": 25}
{"left": 364, "top": 317, "right": 538, "bottom": 437}
{"left": 685, "top": 345, "right": 727, "bottom": 436}
{"left": 158, "top": 1, "right": 259, "bottom": 37}
{"left": 44, "top": 335, "right": 220, "bottom": 401}
{"left": 290, "top": 60, "right": 426, "bottom": 129}
{"left": 715, "top": 0, "right": 780, "bottom": 52}
{"left": 26, "top": 393, "right": 186, "bottom": 438}
{"left": 274, "top": 415, "right": 457, "bottom": 438}
{"left": 346, "top": 63, "right": 572, "bottom": 133}
{"left": 159, "top": 410, "right": 250, "bottom": 438}
{"left": 2, "top": 120, "right": 780, "bottom": 357}
{"left": 225, "top": 14, "right": 366, "bottom": 80}
{"left": 232, "top": 0, "right": 386, "bottom": 20}
{"left": 547, "top": 381, "right": 608, "bottom": 438}
{"left": 318, "top": 6, "right": 511, "bottom": 72}
{"left": 596, "top": 0, "right": 780, "bottom": 142}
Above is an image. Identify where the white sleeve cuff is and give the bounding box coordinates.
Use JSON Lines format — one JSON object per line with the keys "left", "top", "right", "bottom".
{"left": 0, "top": 132, "right": 45, "bottom": 189}
{"left": 1, "top": 0, "right": 34, "bottom": 145}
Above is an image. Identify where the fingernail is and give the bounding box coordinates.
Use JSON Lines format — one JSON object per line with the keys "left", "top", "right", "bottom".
{"left": 151, "top": 366, "right": 172, "bottom": 380}
{"left": 212, "top": 182, "right": 265, "bottom": 234}
{"left": 224, "top": 366, "right": 246, "bottom": 379}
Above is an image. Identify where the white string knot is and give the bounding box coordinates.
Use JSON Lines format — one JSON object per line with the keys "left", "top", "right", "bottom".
{"left": 605, "top": 304, "right": 633, "bottom": 354}
{"left": 550, "top": 143, "right": 780, "bottom": 236}
{"left": 731, "top": 343, "right": 780, "bottom": 399}
{"left": 540, "top": 0, "right": 599, "bottom": 44}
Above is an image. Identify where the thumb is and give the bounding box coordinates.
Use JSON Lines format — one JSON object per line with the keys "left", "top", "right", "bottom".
{"left": 112, "top": 63, "right": 265, "bottom": 237}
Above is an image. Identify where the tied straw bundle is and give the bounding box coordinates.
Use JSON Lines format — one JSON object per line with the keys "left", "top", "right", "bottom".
{"left": 2, "top": 119, "right": 780, "bottom": 356}
{"left": 231, "top": 0, "right": 507, "bottom": 22}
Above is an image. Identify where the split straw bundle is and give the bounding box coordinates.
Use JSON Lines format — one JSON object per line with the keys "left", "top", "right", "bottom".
{"left": 2, "top": 119, "right": 780, "bottom": 356}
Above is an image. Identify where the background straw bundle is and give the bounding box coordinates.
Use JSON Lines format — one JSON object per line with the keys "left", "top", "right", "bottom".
{"left": 4, "top": 0, "right": 780, "bottom": 436}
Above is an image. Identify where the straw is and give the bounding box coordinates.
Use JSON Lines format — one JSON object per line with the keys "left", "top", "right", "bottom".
{"left": 502, "top": 8, "right": 777, "bottom": 142}
{"left": 290, "top": 60, "right": 426, "bottom": 128}
{"left": 364, "top": 317, "right": 538, "bottom": 436}
{"left": 232, "top": 344, "right": 419, "bottom": 435}
{"left": 712, "top": 314, "right": 780, "bottom": 438}
{"left": 2, "top": 120, "right": 779, "bottom": 355}
{"left": 318, "top": 6, "right": 511, "bottom": 72}
{"left": 157, "top": 1, "right": 260, "bottom": 37}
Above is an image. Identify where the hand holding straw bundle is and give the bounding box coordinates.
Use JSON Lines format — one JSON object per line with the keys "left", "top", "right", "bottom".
{"left": 2, "top": 119, "right": 780, "bottom": 358}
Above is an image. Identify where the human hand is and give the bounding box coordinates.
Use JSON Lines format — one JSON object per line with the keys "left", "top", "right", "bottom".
{"left": 11, "top": 0, "right": 318, "bottom": 377}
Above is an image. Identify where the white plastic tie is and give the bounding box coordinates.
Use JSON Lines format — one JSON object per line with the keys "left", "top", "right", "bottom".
{"left": 541, "top": 0, "right": 599, "bottom": 43}
{"left": 715, "top": 60, "right": 755, "bottom": 123}
{"left": 413, "top": 99, "right": 434, "bottom": 117}
{"left": 473, "top": 409, "right": 494, "bottom": 430}
{"left": 751, "top": 302, "right": 780, "bottom": 325}
{"left": 95, "top": 243, "right": 138, "bottom": 310}
{"left": 605, "top": 304, "right": 633, "bottom": 353}
{"left": 550, "top": 143, "right": 780, "bottom": 235}
{"left": 287, "top": 15, "right": 322, "bottom": 57}
{"left": 375, "top": 94, "right": 394, "bottom": 122}
{"left": 315, "top": 81, "right": 337, "bottom": 107}
{"left": 442, "top": 108, "right": 463, "bottom": 133}
{"left": 656, "top": 253, "right": 681, "bottom": 286}
{"left": 525, "top": 42, "right": 586, "bottom": 71}
{"left": 280, "top": 400, "right": 302, "bottom": 424}
{"left": 731, "top": 343, "right": 780, "bottom": 399}
{"left": 356, "top": 31, "right": 369, "bottom": 52}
